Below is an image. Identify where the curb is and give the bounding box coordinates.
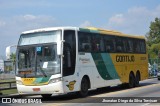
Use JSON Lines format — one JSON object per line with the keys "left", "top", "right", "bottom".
{"left": 0, "top": 93, "right": 20, "bottom": 98}
{"left": 0, "top": 94, "right": 36, "bottom": 98}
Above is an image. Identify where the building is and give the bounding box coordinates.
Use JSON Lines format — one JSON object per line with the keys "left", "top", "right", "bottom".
{"left": 0, "top": 59, "right": 4, "bottom": 72}
{"left": 4, "top": 60, "right": 13, "bottom": 72}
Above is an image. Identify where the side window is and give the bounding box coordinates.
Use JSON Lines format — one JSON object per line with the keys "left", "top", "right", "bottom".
{"left": 63, "top": 30, "right": 76, "bottom": 76}
{"left": 134, "top": 39, "right": 141, "bottom": 53}
{"left": 140, "top": 40, "right": 146, "bottom": 53}
{"left": 100, "top": 36, "right": 105, "bottom": 52}
{"left": 122, "top": 38, "right": 127, "bottom": 52}
{"left": 91, "top": 34, "right": 104, "bottom": 52}
{"left": 125, "top": 38, "right": 133, "bottom": 53}
{"left": 115, "top": 37, "right": 125, "bottom": 53}
{"left": 104, "top": 35, "right": 116, "bottom": 53}
{"left": 78, "top": 32, "right": 91, "bottom": 52}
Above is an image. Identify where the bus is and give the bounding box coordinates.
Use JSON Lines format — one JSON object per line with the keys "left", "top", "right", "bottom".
{"left": 6, "top": 27, "right": 148, "bottom": 97}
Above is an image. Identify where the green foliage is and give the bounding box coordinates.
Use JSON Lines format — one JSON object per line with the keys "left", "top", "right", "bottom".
{"left": 146, "top": 17, "right": 160, "bottom": 58}
{"left": 147, "top": 18, "right": 160, "bottom": 45}
{"left": 150, "top": 43, "right": 160, "bottom": 54}
{"left": 10, "top": 53, "right": 16, "bottom": 62}
{"left": 1, "top": 89, "right": 17, "bottom": 95}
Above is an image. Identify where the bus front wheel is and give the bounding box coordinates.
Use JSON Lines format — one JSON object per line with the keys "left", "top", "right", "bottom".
{"left": 41, "top": 94, "right": 52, "bottom": 98}
{"left": 79, "top": 77, "right": 89, "bottom": 97}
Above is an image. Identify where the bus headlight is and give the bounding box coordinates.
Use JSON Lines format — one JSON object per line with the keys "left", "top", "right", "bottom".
{"left": 49, "top": 77, "right": 62, "bottom": 84}
{"left": 16, "top": 80, "right": 23, "bottom": 85}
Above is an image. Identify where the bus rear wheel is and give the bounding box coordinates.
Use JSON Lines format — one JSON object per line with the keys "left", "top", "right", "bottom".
{"left": 79, "top": 77, "right": 89, "bottom": 97}
{"left": 135, "top": 72, "right": 140, "bottom": 87}
{"left": 129, "top": 73, "right": 135, "bottom": 88}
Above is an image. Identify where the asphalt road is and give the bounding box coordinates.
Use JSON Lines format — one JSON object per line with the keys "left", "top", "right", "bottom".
{"left": 1, "top": 78, "right": 160, "bottom": 106}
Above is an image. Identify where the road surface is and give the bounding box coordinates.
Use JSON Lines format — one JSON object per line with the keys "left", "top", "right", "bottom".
{"left": 1, "top": 78, "right": 160, "bottom": 106}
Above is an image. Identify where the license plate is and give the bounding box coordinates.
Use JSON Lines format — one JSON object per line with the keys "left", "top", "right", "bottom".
{"left": 33, "top": 88, "right": 40, "bottom": 91}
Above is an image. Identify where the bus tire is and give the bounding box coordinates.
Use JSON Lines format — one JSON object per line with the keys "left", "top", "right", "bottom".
{"left": 135, "top": 72, "right": 140, "bottom": 87}
{"left": 79, "top": 77, "right": 89, "bottom": 97}
{"left": 129, "top": 73, "right": 135, "bottom": 88}
{"left": 120, "top": 83, "right": 128, "bottom": 88}
{"left": 41, "top": 94, "right": 52, "bottom": 98}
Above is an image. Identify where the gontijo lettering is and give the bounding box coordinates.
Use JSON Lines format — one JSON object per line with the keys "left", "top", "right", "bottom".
{"left": 116, "top": 55, "right": 135, "bottom": 62}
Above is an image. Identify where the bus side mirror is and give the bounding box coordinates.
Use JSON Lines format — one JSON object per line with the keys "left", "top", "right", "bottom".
{"left": 57, "top": 41, "right": 64, "bottom": 55}
{"left": 6, "top": 45, "right": 17, "bottom": 60}
{"left": 6, "top": 46, "right": 11, "bottom": 60}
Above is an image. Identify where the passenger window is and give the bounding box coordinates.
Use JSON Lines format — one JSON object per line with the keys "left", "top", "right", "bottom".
{"left": 78, "top": 32, "right": 91, "bottom": 52}
{"left": 140, "top": 40, "right": 146, "bottom": 53}
{"left": 104, "top": 35, "right": 116, "bottom": 53}
{"left": 116, "top": 37, "right": 125, "bottom": 52}
{"left": 134, "top": 40, "right": 141, "bottom": 53}
{"left": 92, "top": 34, "right": 99, "bottom": 52}
{"left": 127, "top": 39, "right": 133, "bottom": 53}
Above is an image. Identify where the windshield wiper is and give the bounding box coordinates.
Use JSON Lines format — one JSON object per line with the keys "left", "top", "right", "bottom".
{"left": 39, "top": 66, "right": 47, "bottom": 77}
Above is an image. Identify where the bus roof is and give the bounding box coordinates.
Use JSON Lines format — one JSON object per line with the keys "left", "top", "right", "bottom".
{"left": 82, "top": 27, "right": 145, "bottom": 39}
{"left": 22, "top": 26, "right": 145, "bottom": 39}
{"left": 22, "top": 27, "right": 78, "bottom": 34}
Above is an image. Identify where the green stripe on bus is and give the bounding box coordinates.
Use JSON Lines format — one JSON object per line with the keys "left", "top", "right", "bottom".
{"left": 79, "top": 28, "right": 91, "bottom": 33}
{"left": 91, "top": 53, "right": 112, "bottom": 80}
{"left": 79, "top": 28, "right": 99, "bottom": 33}
{"left": 90, "top": 29, "right": 99, "bottom": 33}
{"left": 33, "top": 77, "right": 50, "bottom": 84}
{"left": 101, "top": 53, "right": 119, "bottom": 79}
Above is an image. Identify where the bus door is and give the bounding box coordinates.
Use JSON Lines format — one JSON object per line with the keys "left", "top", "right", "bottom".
{"left": 62, "top": 30, "right": 77, "bottom": 92}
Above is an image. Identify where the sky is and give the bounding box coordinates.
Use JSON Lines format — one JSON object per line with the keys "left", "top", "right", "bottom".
{"left": 0, "top": 0, "right": 160, "bottom": 58}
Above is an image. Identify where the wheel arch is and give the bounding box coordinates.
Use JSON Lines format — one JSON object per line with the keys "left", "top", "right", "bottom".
{"left": 130, "top": 71, "right": 135, "bottom": 77}
{"left": 82, "top": 75, "right": 91, "bottom": 89}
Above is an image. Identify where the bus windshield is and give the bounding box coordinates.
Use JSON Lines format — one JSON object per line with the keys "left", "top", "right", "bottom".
{"left": 17, "top": 44, "right": 60, "bottom": 78}
{"left": 19, "top": 30, "right": 61, "bottom": 46}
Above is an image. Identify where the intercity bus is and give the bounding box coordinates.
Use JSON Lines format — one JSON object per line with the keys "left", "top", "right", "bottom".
{"left": 7, "top": 27, "right": 148, "bottom": 97}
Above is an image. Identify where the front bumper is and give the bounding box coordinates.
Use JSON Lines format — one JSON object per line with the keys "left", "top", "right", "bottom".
{"left": 17, "top": 81, "right": 64, "bottom": 95}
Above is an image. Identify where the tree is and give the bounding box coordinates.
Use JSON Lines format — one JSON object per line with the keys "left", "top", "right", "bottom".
{"left": 146, "top": 17, "right": 160, "bottom": 58}
{"left": 147, "top": 17, "right": 160, "bottom": 46}
{"left": 10, "top": 53, "right": 16, "bottom": 62}
{"left": 10, "top": 53, "right": 16, "bottom": 71}
{"left": 158, "top": 50, "right": 160, "bottom": 58}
